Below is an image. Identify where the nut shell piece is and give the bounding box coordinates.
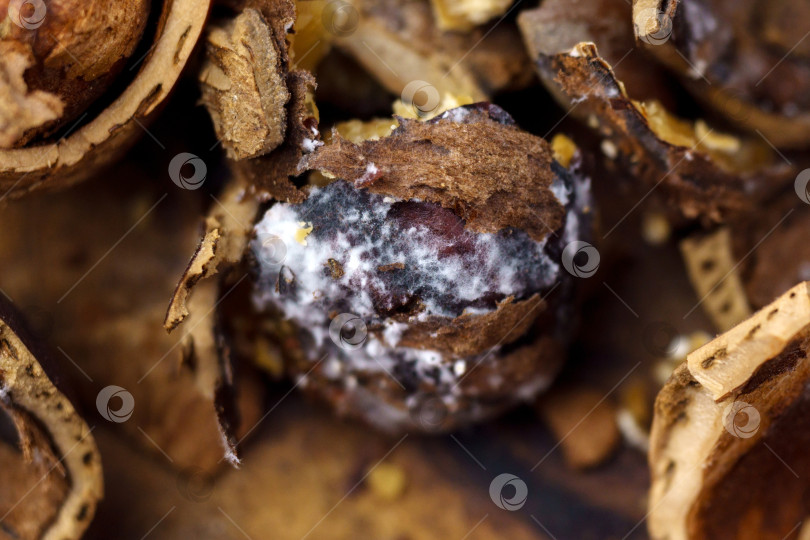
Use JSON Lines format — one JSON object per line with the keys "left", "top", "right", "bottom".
{"left": 0, "top": 0, "right": 211, "bottom": 198}
{"left": 0, "top": 299, "right": 102, "bottom": 540}
{"left": 649, "top": 281, "right": 810, "bottom": 540}
{"left": 520, "top": 39, "right": 793, "bottom": 224}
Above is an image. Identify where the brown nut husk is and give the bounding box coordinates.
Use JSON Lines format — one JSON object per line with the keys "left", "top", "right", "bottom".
{"left": 678, "top": 188, "right": 810, "bottom": 325}
{"left": 198, "top": 0, "right": 320, "bottom": 202}
{"left": 0, "top": 0, "right": 211, "bottom": 198}
{"left": 649, "top": 281, "right": 810, "bottom": 539}
{"left": 518, "top": 0, "right": 676, "bottom": 106}
{"left": 729, "top": 192, "right": 810, "bottom": 311}
{"left": 519, "top": 39, "right": 793, "bottom": 224}
{"left": 0, "top": 299, "right": 102, "bottom": 540}
{"left": 0, "top": 0, "right": 150, "bottom": 147}
{"left": 633, "top": 0, "right": 810, "bottom": 149}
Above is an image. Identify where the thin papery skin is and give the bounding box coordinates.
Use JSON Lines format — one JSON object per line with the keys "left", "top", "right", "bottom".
{"left": 252, "top": 104, "right": 592, "bottom": 432}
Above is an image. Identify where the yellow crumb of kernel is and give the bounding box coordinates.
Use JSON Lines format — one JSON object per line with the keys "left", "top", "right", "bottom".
{"left": 551, "top": 134, "right": 577, "bottom": 168}
{"left": 367, "top": 463, "right": 407, "bottom": 500}
{"left": 336, "top": 118, "right": 399, "bottom": 143}
{"left": 392, "top": 93, "right": 474, "bottom": 120}
{"left": 295, "top": 222, "right": 313, "bottom": 245}
{"left": 641, "top": 212, "right": 671, "bottom": 245}
{"left": 253, "top": 337, "right": 284, "bottom": 378}
{"left": 695, "top": 120, "right": 741, "bottom": 153}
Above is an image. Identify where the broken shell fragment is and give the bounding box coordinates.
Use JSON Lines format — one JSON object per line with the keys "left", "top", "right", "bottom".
{"left": 0, "top": 0, "right": 211, "bottom": 197}
{"left": 0, "top": 299, "right": 102, "bottom": 540}
{"left": 634, "top": 0, "right": 810, "bottom": 148}
{"left": 649, "top": 281, "right": 810, "bottom": 539}
{"left": 519, "top": 39, "right": 793, "bottom": 224}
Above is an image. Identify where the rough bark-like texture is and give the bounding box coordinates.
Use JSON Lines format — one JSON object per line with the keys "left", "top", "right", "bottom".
{"left": 305, "top": 104, "right": 563, "bottom": 242}
{"left": 523, "top": 41, "right": 793, "bottom": 224}
{"left": 235, "top": 70, "right": 317, "bottom": 202}
{"left": 0, "top": 298, "right": 102, "bottom": 540}
{"left": 199, "top": 8, "right": 290, "bottom": 160}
